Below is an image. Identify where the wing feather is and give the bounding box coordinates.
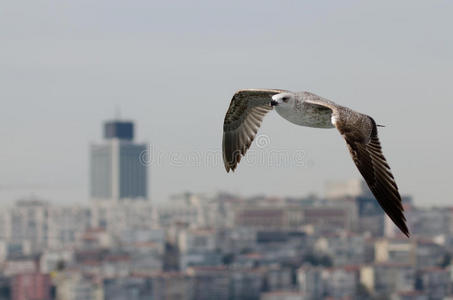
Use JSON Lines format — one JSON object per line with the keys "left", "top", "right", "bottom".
{"left": 222, "top": 89, "right": 287, "bottom": 172}
{"left": 304, "top": 94, "right": 409, "bottom": 237}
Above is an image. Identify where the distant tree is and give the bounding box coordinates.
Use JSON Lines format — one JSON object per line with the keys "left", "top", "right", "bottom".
{"left": 163, "top": 242, "right": 179, "bottom": 271}
{"left": 439, "top": 253, "right": 451, "bottom": 268}
{"left": 240, "top": 248, "right": 253, "bottom": 254}
{"left": 319, "top": 255, "right": 333, "bottom": 267}
{"left": 303, "top": 253, "right": 333, "bottom": 267}
{"left": 373, "top": 293, "right": 391, "bottom": 300}
{"left": 56, "top": 260, "right": 66, "bottom": 271}
{"left": 415, "top": 272, "right": 424, "bottom": 291}
{"left": 356, "top": 283, "right": 372, "bottom": 300}
{"left": 222, "top": 253, "right": 235, "bottom": 265}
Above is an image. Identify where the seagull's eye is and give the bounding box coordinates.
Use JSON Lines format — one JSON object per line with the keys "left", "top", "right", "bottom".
{"left": 282, "top": 97, "right": 289, "bottom": 103}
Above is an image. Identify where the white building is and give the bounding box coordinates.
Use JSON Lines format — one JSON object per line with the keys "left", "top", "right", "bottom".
{"left": 40, "top": 248, "right": 74, "bottom": 273}
{"left": 298, "top": 265, "right": 358, "bottom": 299}
{"left": 90, "top": 201, "right": 157, "bottom": 239}
{"left": 178, "top": 228, "right": 217, "bottom": 254}
{"left": 261, "top": 291, "right": 305, "bottom": 300}
{"left": 325, "top": 179, "right": 368, "bottom": 199}
{"left": 47, "top": 205, "right": 91, "bottom": 248}
{"left": 5, "top": 198, "right": 92, "bottom": 252}
{"left": 9, "top": 198, "right": 51, "bottom": 252}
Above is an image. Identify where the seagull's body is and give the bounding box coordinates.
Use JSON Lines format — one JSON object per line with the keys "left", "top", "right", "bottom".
{"left": 273, "top": 92, "right": 334, "bottom": 128}
{"left": 222, "top": 89, "right": 409, "bottom": 237}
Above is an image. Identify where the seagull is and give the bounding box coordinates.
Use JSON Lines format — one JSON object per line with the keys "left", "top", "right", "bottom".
{"left": 222, "top": 89, "right": 409, "bottom": 237}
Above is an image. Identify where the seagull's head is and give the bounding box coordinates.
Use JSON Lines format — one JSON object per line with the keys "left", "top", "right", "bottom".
{"left": 271, "top": 93, "right": 295, "bottom": 110}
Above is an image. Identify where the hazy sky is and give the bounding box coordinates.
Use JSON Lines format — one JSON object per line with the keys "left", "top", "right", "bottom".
{"left": 1, "top": 1, "right": 452, "bottom": 205}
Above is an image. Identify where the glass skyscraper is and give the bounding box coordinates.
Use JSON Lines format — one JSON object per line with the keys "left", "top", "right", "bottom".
{"left": 90, "top": 120, "right": 148, "bottom": 201}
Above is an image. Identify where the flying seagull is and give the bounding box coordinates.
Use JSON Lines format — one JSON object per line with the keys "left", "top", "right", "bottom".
{"left": 222, "top": 89, "right": 409, "bottom": 237}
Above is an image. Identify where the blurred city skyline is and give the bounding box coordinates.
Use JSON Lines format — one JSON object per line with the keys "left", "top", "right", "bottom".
{"left": 1, "top": 1, "right": 453, "bottom": 205}
{"left": 0, "top": 179, "right": 452, "bottom": 299}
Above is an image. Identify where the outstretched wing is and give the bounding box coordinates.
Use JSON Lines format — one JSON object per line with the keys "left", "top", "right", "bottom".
{"left": 304, "top": 93, "right": 409, "bottom": 237}
{"left": 223, "top": 89, "right": 287, "bottom": 172}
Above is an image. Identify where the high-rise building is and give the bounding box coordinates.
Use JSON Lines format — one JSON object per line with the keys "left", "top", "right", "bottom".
{"left": 90, "top": 120, "right": 148, "bottom": 201}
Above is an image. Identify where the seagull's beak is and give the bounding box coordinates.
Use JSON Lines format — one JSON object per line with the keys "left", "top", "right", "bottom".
{"left": 270, "top": 99, "right": 279, "bottom": 107}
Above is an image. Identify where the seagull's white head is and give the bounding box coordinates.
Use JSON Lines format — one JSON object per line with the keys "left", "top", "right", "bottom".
{"left": 271, "top": 92, "right": 296, "bottom": 111}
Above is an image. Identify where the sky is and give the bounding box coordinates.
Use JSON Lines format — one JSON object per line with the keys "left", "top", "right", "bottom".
{"left": 1, "top": 1, "right": 452, "bottom": 206}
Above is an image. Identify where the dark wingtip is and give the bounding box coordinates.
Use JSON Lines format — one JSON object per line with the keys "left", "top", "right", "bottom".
{"left": 224, "top": 163, "right": 237, "bottom": 173}
{"left": 402, "top": 227, "right": 410, "bottom": 238}
{"left": 397, "top": 222, "right": 410, "bottom": 238}
{"left": 399, "top": 226, "right": 410, "bottom": 238}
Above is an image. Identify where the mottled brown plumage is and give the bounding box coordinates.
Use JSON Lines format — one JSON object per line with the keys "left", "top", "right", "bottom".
{"left": 304, "top": 94, "right": 409, "bottom": 237}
